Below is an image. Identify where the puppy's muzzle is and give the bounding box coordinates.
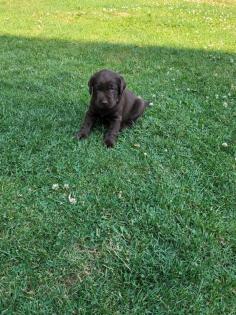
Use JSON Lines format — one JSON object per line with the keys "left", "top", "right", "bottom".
{"left": 101, "top": 100, "right": 108, "bottom": 106}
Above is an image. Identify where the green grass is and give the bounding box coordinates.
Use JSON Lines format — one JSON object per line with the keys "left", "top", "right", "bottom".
{"left": 0, "top": 0, "right": 236, "bottom": 314}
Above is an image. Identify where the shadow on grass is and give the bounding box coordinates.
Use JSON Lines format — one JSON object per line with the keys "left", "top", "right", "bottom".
{"left": 0, "top": 34, "right": 235, "bottom": 108}
{"left": 0, "top": 34, "right": 235, "bottom": 314}
{"left": 0, "top": 33, "right": 235, "bottom": 190}
{"left": 0, "top": 34, "right": 235, "bottom": 166}
{"left": 1, "top": 34, "right": 235, "bottom": 140}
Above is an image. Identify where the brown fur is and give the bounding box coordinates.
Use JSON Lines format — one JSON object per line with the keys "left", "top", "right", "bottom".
{"left": 76, "top": 69, "right": 149, "bottom": 147}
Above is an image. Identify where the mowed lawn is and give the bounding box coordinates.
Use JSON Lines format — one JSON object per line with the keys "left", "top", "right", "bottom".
{"left": 0, "top": 0, "right": 235, "bottom": 313}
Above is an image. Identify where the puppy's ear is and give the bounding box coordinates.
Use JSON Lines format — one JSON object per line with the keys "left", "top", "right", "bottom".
{"left": 88, "top": 75, "right": 95, "bottom": 95}
{"left": 117, "top": 75, "right": 126, "bottom": 96}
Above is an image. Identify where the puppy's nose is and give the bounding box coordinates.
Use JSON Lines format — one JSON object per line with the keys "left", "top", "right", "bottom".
{"left": 101, "top": 100, "right": 108, "bottom": 105}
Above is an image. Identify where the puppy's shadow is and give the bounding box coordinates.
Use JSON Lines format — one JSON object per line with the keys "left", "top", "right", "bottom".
{"left": 92, "top": 118, "right": 134, "bottom": 137}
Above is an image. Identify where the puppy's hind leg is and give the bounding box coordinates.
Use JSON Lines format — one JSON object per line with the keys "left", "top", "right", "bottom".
{"left": 129, "top": 99, "right": 147, "bottom": 124}
{"left": 121, "top": 99, "right": 147, "bottom": 130}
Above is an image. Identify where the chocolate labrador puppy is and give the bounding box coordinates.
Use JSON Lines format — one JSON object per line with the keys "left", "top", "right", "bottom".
{"left": 76, "top": 69, "right": 149, "bottom": 147}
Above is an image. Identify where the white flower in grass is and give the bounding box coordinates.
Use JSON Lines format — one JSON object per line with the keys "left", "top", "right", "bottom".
{"left": 52, "top": 184, "right": 59, "bottom": 190}
{"left": 222, "top": 142, "right": 228, "bottom": 148}
{"left": 68, "top": 194, "right": 77, "bottom": 205}
{"left": 118, "top": 191, "right": 122, "bottom": 199}
{"left": 223, "top": 102, "right": 228, "bottom": 108}
{"left": 63, "top": 184, "right": 69, "bottom": 190}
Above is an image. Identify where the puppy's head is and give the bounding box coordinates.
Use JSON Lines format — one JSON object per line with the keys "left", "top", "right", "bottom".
{"left": 88, "top": 69, "right": 126, "bottom": 110}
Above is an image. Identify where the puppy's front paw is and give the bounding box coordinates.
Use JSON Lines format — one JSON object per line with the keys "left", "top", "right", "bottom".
{"left": 104, "top": 137, "right": 115, "bottom": 148}
{"left": 75, "top": 130, "right": 89, "bottom": 140}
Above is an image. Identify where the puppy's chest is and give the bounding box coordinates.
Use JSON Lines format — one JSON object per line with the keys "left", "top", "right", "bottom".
{"left": 96, "top": 109, "right": 116, "bottom": 121}
{"left": 96, "top": 112, "right": 113, "bottom": 126}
